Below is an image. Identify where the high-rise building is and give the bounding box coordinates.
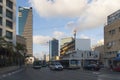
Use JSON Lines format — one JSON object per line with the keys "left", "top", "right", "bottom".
{"left": 0, "top": 0, "right": 16, "bottom": 45}
{"left": 104, "top": 9, "right": 120, "bottom": 67}
{"left": 18, "top": 7, "right": 33, "bottom": 56}
{"left": 49, "top": 38, "right": 59, "bottom": 60}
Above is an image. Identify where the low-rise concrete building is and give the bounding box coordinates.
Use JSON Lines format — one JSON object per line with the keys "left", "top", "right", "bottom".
{"left": 60, "top": 38, "right": 91, "bottom": 57}
{"left": 61, "top": 50, "right": 99, "bottom": 67}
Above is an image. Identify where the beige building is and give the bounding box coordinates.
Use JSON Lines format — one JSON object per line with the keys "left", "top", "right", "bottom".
{"left": 104, "top": 9, "right": 120, "bottom": 67}
{"left": 18, "top": 7, "right": 33, "bottom": 56}
{"left": 94, "top": 45, "right": 104, "bottom": 64}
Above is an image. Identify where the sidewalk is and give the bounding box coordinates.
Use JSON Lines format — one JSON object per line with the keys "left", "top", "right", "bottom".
{"left": 0, "top": 66, "right": 23, "bottom": 75}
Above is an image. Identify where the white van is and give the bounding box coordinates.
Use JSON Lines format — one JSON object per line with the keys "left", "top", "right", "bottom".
{"left": 49, "top": 62, "right": 63, "bottom": 70}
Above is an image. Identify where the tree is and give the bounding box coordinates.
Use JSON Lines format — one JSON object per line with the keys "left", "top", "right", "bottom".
{"left": 0, "top": 37, "right": 16, "bottom": 66}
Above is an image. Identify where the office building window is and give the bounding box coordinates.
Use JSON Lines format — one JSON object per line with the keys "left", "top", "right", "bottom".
{"left": 119, "top": 27, "right": 120, "bottom": 32}
{"left": 6, "top": 20, "right": 13, "bottom": 29}
{"left": 0, "top": 0, "right": 2, "bottom": 3}
{"left": 6, "top": 0, "right": 13, "bottom": 9}
{"left": 0, "top": 6, "right": 2, "bottom": 14}
{"left": 0, "top": 17, "right": 2, "bottom": 25}
{"left": 6, "top": 9, "right": 13, "bottom": 19}
{"left": 0, "top": 28, "right": 2, "bottom": 36}
{"left": 6, "top": 30, "right": 12, "bottom": 39}
{"left": 109, "top": 29, "right": 116, "bottom": 35}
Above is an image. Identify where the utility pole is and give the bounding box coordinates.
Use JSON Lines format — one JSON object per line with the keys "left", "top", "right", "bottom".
{"left": 73, "top": 29, "right": 77, "bottom": 50}
{"left": 73, "top": 29, "right": 77, "bottom": 40}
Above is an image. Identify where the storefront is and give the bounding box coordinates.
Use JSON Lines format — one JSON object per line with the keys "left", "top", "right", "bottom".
{"left": 113, "top": 54, "right": 120, "bottom": 71}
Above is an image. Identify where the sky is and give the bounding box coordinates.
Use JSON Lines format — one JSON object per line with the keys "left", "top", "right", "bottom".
{"left": 16, "top": 0, "right": 120, "bottom": 59}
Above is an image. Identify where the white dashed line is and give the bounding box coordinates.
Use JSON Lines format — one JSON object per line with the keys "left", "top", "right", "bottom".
{"left": 8, "top": 73, "right": 12, "bottom": 76}
{"left": 0, "top": 68, "right": 24, "bottom": 79}
{"left": 93, "top": 72, "right": 100, "bottom": 75}
{"left": 98, "top": 78, "right": 103, "bottom": 80}
{"left": 2, "top": 74, "right": 7, "bottom": 78}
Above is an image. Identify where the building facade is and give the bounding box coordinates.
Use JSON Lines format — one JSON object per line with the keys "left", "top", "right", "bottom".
{"left": 18, "top": 7, "right": 33, "bottom": 56}
{"left": 104, "top": 9, "right": 120, "bottom": 67}
{"left": 49, "top": 38, "right": 59, "bottom": 60}
{"left": 94, "top": 45, "right": 104, "bottom": 64}
{"left": 75, "top": 39, "right": 91, "bottom": 50}
{"left": 0, "top": 0, "right": 16, "bottom": 45}
{"left": 60, "top": 38, "right": 91, "bottom": 57}
{"left": 60, "top": 37, "right": 73, "bottom": 48}
{"left": 16, "top": 35, "right": 26, "bottom": 45}
{"left": 61, "top": 50, "right": 99, "bottom": 67}
{"left": 60, "top": 37, "right": 75, "bottom": 56}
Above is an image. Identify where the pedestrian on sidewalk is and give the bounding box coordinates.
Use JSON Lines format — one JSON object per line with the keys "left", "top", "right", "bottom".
{"left": 110, "top": 64, "right": 113, "bottom": 71}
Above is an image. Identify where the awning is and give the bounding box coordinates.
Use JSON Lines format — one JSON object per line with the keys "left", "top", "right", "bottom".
{"left": 113, "top": 57, "right": 120, "bottom": 61}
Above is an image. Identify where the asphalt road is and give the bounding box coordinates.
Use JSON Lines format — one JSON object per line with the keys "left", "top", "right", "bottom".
{"left": 1, "top": 67, "right": 120, "bottom": 80}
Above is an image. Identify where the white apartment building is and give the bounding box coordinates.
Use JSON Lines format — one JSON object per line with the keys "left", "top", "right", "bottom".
{"left": 0, "top": 0, "right": 16, "bottom": 45}
{"left": 75, "top": 39, "right": 91, "bottom": 50}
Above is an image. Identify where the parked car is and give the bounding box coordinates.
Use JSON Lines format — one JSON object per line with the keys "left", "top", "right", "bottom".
{"left": 113, "top": 66, "right": 120, "bottom": 72}
{"left": 49, "top": 62, "right": 63, "bottom": 71}
{"left": 83, "top": 64, "right": 100, "bottom": 71}
{"left": 33, "top": 61, "right": 42, "bottom": 69}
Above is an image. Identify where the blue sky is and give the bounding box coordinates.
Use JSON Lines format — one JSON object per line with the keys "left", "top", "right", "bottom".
{"left": 17, "top": 0, "right": 120, "bottom": 59}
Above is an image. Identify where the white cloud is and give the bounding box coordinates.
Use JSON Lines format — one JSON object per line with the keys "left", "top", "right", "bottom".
{"left": 33, "top": 35, "right": 52, "bottom": 45}
{"left": 29, "top": 0, "right": 120, "bottom": 32}
{"left": 53, "top": 31, "right": 66, "bottom": 39}
{"left": 29, "top": 0, "right": 88, "bottom": 17}
{"left": 66, "top": 0, "right": 120, "bottom": 31}
{"left": 97, "top": 39, "right": 104, "bottom": 45}
{"left": 80, "top": 34, "right": 90, "bottom": 39}
{"left": 33, "top": 31, "right": 66, "bottom": 45}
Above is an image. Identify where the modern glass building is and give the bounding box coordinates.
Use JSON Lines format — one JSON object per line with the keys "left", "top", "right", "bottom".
{"left": 49, "top": 39, "right": 59, "bottom": 60}
{"left": 18, "top": 7, "right": 33, "bottom": 56}
{"left": 0, "top": 0, "right": 16, "bottom": 45}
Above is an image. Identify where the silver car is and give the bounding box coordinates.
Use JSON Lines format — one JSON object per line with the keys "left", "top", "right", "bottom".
{"left": 49, "top": 62, "right": 63, "bottom": 71}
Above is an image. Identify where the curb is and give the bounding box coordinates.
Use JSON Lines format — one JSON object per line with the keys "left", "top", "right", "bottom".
{"left": 0, "top": 68, "right": 24, "bottom": 80}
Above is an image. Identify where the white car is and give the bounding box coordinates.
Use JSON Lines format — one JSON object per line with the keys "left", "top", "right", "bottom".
{"left": 49, "top": 62, "right": 63, "bottom": 70}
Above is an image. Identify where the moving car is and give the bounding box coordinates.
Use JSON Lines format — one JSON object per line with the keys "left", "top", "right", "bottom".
{"left": 33, "top": 61, "right": 42, "bottom": 69}
{"left": 49, "top": 61, "right": 63, "bottom": 71}
{"left": 83, "top": 64, "right": 100, "bottom": 71}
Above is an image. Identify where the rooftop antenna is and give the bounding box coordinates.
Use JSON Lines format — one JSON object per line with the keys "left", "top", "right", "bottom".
{"left": 73, "top": 29, "right": 77, "bottom": 40}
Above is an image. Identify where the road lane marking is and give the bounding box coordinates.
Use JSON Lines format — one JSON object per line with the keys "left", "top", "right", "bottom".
{"left": 98, "top": 78, "right": 103, "bottom": 80}
{"left": 0, "top": 68, "right": 24, "bottom": 79}
{"left": 2, "top": 75, "right": 7, "bottom": 78}
{"left": 93, "top": 72, "right": 100, "bottom": 75}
